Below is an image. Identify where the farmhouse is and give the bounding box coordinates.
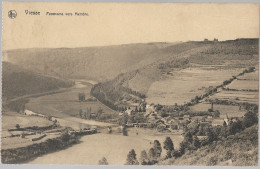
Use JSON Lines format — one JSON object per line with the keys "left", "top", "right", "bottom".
{"left": 125, "top": 109, "right": 134, "bottom": 115}
{"left": 24, "top": 109, "right": 37, "bottom": 116}
{"left": 212, "top": 119, "right": 225, "bottom": 126}
{"left": 146, "top": 104, "right": 155, "bottom": 113}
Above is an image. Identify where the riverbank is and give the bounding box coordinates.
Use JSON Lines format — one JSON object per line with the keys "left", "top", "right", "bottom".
{"left": 28, "top": 128, "right": 183, "bottom": 165}
{"left": 1, "top": 129, "right": 97, "bottom": 164}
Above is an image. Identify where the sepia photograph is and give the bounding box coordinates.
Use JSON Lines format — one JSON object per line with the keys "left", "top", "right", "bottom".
{"left": 1, "top": 2, "right": 259, "bottom": 166}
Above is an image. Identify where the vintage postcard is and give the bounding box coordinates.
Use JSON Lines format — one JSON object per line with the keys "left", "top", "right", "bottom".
{"left": 1, "top": 2, "right": 259, "bottom": 166}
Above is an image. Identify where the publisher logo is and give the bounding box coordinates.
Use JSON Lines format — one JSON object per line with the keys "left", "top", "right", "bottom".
{"left": 8, "top": 10, "right": 17, "bottom": 19}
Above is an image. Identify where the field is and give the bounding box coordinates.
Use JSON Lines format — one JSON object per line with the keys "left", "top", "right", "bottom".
{"left": 1, "top": 133, "right": 59, "bottom": 150}
{"left": 210, "top": 91, "right": 258, "bottom": 105}
{"left": 189, "top": 102, "right": 246, "bottom": 118}
{"left": 146, "top": 67, "right": 243, "bottom": 105}
{"left": 2, "top": 111, "right": 53, "bottom": 130}
{"left": 28, "top": 128, "right": 183, "bottom": 165}
{"left": 1, "top": 111, "right": 58, "bottom": 149}
{"left": 26, "top": 82, "right": 115, "bottom": 119}
{"left": 228, "top": 80, "right": 258, "bottom": 91}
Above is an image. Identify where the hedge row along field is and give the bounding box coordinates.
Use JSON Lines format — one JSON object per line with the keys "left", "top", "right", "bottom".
{"left": 1, "top": 129, "right": 97, "bottom": 164}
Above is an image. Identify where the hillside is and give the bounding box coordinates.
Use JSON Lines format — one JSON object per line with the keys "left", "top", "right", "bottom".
{"left": 3, "top": 42, "right": 181, "bottom": 82}
{"left": 91, "top": 39, "right": 259, "bottom": 107}
{"left": 159, "top": 124, "right": 258, "bottom": 166}
{"left": 2, "top": 62, "right": 74, "bottom": 100}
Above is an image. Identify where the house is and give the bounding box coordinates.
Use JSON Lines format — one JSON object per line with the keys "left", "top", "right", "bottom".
{"left": 125, "top": 109, "right": 134, "bottom": 116}
{"left": 183, "top": 115, "right": 191, "bottom": 121}
{"left": 146, "top": 104, "right": 155, "bottom": 113}
{"left": 24, "top": 109, "right": 37, "bottom": 116}
{"left": 205, "top": 116, "right": 213, "bottom": 123}
{"left": 168, "top": 120, "right": 179, "bottom": 130}
{"left": 224, "top": 114, "right": 230, "bottom": 125}
{"left": 212, "top": 119, "right": 225, "bottom": 126}
{"left": 199, "top": 121, "right": 211, "bottom": 127}
{"left": 192, "top": 116, "right": 204, "bottom": 122}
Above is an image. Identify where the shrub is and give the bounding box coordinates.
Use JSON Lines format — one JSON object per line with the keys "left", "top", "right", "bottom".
{"left": 98, "top": 157, "right": 108, "bottom": 165}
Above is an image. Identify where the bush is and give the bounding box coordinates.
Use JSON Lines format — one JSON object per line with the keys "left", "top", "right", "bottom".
{"left": 15, "top": 124, "right": 20, "bottom": 129}
{"left": 98, "top": 157, "right": 108, "bottom": 165}
{"left": 242, "top": 111, "right": 258, "bottom": 128}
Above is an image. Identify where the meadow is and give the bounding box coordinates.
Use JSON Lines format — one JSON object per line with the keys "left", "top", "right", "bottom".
{"left": 146, "top": 67, "right": 243, "bottom": 105}
{"left": 2, "top": 111, "right": 53, "bottom": 130}
{"left": 189, "top": 102, "right": 246, "bottom": 118}
{"left": 211, "top": 91, "right": 258, "bottom": 105}
{"left": 26, "top": 82, "right": 115, "bottom": 119}
{"left": 228, "top": 80, "right": 258, "bottom": 91}
{"left": 1, "top": 111, "right": 59, "bottom": 149}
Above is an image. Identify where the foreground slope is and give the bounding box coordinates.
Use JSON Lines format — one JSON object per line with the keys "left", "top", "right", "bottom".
{"left": 159, "top": 124, "right": 258, "bottom": 166}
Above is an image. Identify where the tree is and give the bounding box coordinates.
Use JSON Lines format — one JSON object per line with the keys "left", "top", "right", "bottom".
{"left": 97, "top": 107, "right": 104, "bottom": 119}
{"left": 139, "top": 150, "right": 149, "bottom": 165}
{"left": 15, "top": 124, "right": 20, "bottom": 130}
{"left": 242, "top": 111, "right": 258, "bottom": 128}
{"left": 194, "top": 96, "right": 199, "bottom": 103}
{"left": 79, "top": 109, "right": 83, "bottom": 118}
{"left": 212, "top": 110, "right": 220, "bottom": 118}
{"left": 184, "top": 131, "right": 193, "bottom": 143}
{"left": 153, "top": 140, "right": 162, "bottom": 158}
{"left": 206, "top": 127, "right": 216, "bottom": 143}
{"left": 119, "top": 113, "right": 129, "bottom": 125}
{"left": 229, "top": 120, "right": 243, "bottom": 135}
{"left": 171, "top": 150, "right": 181, "bottom": 159}
{"left": 163, "top": 137, "right": 174, "bottom": 159}
{"left": 148, "top": 148, "right": 157, "bottom": 162}
{"left": 78, "top": 93, "right": 85, "bottom": 101}
{"left": 179, "top": 141, "right": 186, "bottom": 155}
{"left": 98, "top": 157, "right": 108, "bottom": 165}
{"left": 125, "top": 149, "right": 139, "bottom": 165}
{"left": 122, "top": 125, "right": 128, "bottom": 136}
{"left": 192, "top": 135, "right": 200, "bottom": 150}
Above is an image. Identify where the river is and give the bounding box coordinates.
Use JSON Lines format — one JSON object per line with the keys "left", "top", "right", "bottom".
{"left": 28, "top": 128, "right": 183, "bottom": 165}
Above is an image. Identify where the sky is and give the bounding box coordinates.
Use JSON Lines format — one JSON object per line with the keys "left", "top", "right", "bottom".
{"left": 2, "top": 2, "right": 259, "bottom": 50}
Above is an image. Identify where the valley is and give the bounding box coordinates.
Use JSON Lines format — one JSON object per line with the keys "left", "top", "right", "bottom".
{"left": 1, "top": 38, "right": 259, "bottom": 165}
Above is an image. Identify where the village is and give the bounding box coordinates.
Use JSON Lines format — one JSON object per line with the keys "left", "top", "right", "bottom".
{"left": 120, "top": 102, "right": 242, "bottom": 134}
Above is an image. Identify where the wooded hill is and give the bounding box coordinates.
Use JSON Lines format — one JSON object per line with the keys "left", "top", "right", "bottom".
{"left": 2, "top": 62, "right": 74, "bottom": 100}
{"left": 90, "top": 39, "right": 259, "bottom": 108}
